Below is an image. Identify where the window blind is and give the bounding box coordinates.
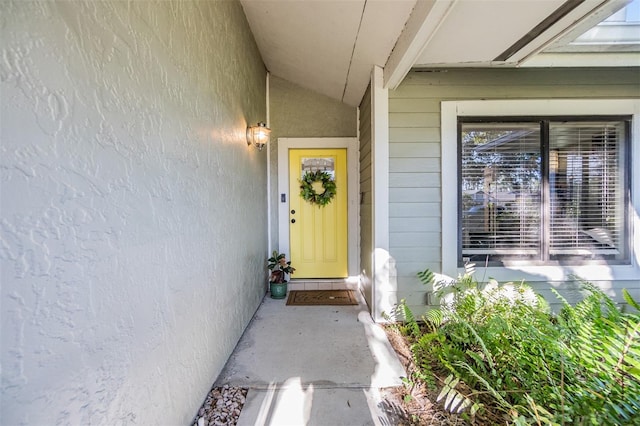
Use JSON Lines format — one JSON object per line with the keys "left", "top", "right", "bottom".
{"left": 549, "top": 121, "right": 626, "bottom": 260}
{"left": 459, "top": 118, "right": 628, "bottom": 264}
{"left": 461, "top": 123, "right": 542, "bottom": 260}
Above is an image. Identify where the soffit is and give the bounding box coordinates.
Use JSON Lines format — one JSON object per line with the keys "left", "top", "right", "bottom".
{"left": 412, "top": 0, "right": 565, "bottom": 66}
{"left": 240, "top": 0, "right": 415, "bottom": 107}
{"left": 241, "top": 0, "right": 636, "bottom": 107}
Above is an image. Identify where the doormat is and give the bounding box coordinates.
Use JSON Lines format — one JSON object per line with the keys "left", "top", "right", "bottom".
{"left": 286, "top": 290, "right": 358, "bottom": 306}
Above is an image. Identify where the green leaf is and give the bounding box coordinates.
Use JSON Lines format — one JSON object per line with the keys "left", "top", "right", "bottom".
{"left": 456, "top": 397, "right": 472, "bottom": 413}
{"left": 623, "top": 288, "right": 640, "bottom": 311}
{"left": 436, "top": 386, "right": 451, "bottom": 403}
{"left": 470, "top": 402, "right": 481, "bottom": 416}
{"left": 417, "top": 268, "right": 436, "bottom": 286}
{"left": 437, "top": 375, "right": 459, "bottom": 402}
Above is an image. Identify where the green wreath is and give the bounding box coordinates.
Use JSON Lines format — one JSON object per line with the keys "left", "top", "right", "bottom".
{"left": 299, "top": 170, "right": 337, "bottom": 207}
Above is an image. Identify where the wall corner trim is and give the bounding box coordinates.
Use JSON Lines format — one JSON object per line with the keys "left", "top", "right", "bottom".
{"left": 371, "top": 65, "right": 393, "bottom": 321}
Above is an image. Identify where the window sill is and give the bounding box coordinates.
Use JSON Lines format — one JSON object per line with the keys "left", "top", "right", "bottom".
{"left": 453, "top": 263, "right": 639, "bottom": 283}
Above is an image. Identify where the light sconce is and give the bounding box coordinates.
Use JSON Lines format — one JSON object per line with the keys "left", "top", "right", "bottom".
{"left": 246, "top": 122, "right": 270, "bottom": 151}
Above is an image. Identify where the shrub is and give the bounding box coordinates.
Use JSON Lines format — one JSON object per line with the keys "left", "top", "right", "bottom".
{"left": 393, "top": 267, "right": 640, "bottom": 425}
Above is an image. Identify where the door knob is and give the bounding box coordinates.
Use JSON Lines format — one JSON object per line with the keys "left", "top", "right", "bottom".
{"left": 291, "top": 219, "right": 296, "bottom": 224}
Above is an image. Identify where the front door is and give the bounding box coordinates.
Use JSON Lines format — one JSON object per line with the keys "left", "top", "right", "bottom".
{"left": 288, "top": 148, "right": 348, "bottom": 278}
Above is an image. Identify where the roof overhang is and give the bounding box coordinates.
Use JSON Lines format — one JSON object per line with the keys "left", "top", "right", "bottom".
{"left": 240, "top": 0, "right": 639, "bottom": 107}
{"left": 386, "top": 0, "right": 636, "bottom": 88}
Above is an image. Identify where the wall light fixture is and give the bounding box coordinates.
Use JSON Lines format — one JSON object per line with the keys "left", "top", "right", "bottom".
{"left": 246, "top": 122, "right": 270, "bottom": 151}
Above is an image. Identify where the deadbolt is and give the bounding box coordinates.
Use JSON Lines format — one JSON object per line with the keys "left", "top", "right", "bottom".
{"left": 291, "top": 209, "right": 296, "bottom": 214}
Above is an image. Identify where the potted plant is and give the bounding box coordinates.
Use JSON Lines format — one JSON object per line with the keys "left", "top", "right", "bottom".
{"left": 267, "top": 250, "right": 295, "bottom": 299}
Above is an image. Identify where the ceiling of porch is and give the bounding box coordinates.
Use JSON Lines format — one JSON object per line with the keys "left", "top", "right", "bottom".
{"left": 240, "top": 0, "right": 639, "bottom": 107}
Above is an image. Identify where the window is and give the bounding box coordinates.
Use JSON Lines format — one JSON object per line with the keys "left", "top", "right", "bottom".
{"left": 459, "top": 117, "right": 630, "bottom": 265}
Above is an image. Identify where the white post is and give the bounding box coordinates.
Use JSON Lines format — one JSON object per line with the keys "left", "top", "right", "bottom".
{"left": 371, "top": 65, "right": 393, "bottom": 322}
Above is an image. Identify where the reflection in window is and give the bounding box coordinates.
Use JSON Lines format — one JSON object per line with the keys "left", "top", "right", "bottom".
{"left": 301, "top": 157, "right": 335, "bottom": 179}
{"left": 549, "top": 122, "right": 626, "bottom": 260}
{"left": 461, "top": 123, "right": 541, "bottom": 260}
{"left": 460, "top": 118, "right": 629, "bottom": 265}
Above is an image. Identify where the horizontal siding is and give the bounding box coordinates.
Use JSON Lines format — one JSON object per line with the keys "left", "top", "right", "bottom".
{"left": 359, "top": 131, "right": 371, "bottom": 154}
{"left": 391, "top": 246, "right": 441, "bottom": 263}
{"left": 387, "top": 68, "right": 443, "bottom": 290}
{"left": 360, "top": 149, "right": 371, "bottom": 167}
{"left": 390, "top": 142, "right": 440, "bottom": 157}
{"left": 389, "top": 112, "right": 440, "bottom": 127}
{"left": 390, "top": 172, "right": 440, "bottom": 188}
{"left": 393, "top": 84, "right": 636, "bottom": 99}
{"left": 388, "top": 98, "right": 440, "bottom": 113}
{"left": 389, "top": 202, "right": 440, "bottom": 217}
{"left": 388, "top": 67, "right": 640, "bottom": 311}
{"left": 390, "top": 158, "right": 440, "bottom": 172}
{"left": 401, "top": 68, "right": 640, "bottom": 87}
{"left": 390, "top": 217, "right": 441, "bottom": 232}
{"left": 390, "top": 232, "right": 440, "bottom": 247}
{"left": 360, "top": 166, "right": 371, "bottom": 187}
{"left": 394, "top": 262, "right": 440, "bottom": 279}
{"left": 389, "top": 128, "right": 440, "bottom": 143}
{"left": 390, "top": 187, "right": 440, "bottom": 203}
{"left": 359, "top": 84, "right": 373, "bottom": 307}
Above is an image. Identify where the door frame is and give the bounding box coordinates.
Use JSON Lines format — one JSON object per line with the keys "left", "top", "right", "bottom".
{"left": 277, "top": 138, "right": 359, "bottom": 279}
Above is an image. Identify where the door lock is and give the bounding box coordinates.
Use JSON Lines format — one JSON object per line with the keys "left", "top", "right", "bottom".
{"left": 291, "top": 218, "right": 296, "bottom": 224}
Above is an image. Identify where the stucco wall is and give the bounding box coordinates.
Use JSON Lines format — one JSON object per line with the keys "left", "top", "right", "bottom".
{"left": 268, "top": 76, "right": 357, "bottom": 252}
{"left": 1, "top": 1, "right": 267, "bottom": 424}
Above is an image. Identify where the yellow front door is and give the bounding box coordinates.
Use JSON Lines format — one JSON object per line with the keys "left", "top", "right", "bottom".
{"left": 289, "top": 149, "right": 348, "bottom": 278}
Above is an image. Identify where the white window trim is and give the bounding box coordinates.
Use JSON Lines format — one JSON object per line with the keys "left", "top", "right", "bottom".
{"left": 441, "top": 99, "right": 640, "bottom": 282}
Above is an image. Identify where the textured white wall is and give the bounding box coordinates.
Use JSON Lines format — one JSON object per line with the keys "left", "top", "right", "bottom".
{"left": 0, "top": 1, "right": 267, "bottom": 424}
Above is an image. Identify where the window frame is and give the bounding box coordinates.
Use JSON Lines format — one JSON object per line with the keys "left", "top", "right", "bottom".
{"left": 457, "top": 115, "right": 632, "bottom": 267}
{"left": 441, "top": 99, "right": 640, "bottom": 283}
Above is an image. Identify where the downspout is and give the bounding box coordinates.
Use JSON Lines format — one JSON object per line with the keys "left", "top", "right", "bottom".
{"left": 356, "top": 105, "right": 361, "bottom": 295}
{"left": 266, "top": 71, "right": 272, "bottom": 257}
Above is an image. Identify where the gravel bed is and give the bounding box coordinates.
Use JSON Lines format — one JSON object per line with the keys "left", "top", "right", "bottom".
{"left": 193, "top": 385, "right": 248, "bottom": 426}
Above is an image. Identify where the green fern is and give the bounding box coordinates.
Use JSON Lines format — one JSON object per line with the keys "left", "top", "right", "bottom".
{"left": 554, "top": 283, "right": 640, "bottom": 424}
{"left": 417, "top": 268, "right": 436, "bottom": 287}
{"left": 463, "top": 262, "right": 476, "bottom": 276}
{"left": 387, "top": 299, "right": 420, "bottom": 337}
{"left": 623, "top": 288, "right": 640, "bottom": 311}
{"left": 436, "top": 374, "right": 480, "bottom": 415}
{"left": 401, "top": 266, "right": 639, "bottom": 424}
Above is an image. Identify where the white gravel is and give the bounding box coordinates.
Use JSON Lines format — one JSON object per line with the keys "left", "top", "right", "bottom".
{"left": 193, "top": 385, "right": 248, "bottom": 426}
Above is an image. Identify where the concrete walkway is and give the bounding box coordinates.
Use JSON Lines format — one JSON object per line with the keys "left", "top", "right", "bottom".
{"left": 214, "top": 290, "right": 406, "bottom": 426}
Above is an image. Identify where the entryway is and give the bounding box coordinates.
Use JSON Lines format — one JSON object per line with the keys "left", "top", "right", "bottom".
{"left": 277, "top": 138, "right": 359, "bottom": 289}
{"left": 289, "top": 148, "right": 347, "bottom": 278}
{"left": 212, "top": 293, "right": 405, "bottom": 425}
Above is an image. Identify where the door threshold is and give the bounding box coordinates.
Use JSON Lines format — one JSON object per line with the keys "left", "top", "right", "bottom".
{"left": 288, "top": 278, "right": 357, "bottom": 291}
